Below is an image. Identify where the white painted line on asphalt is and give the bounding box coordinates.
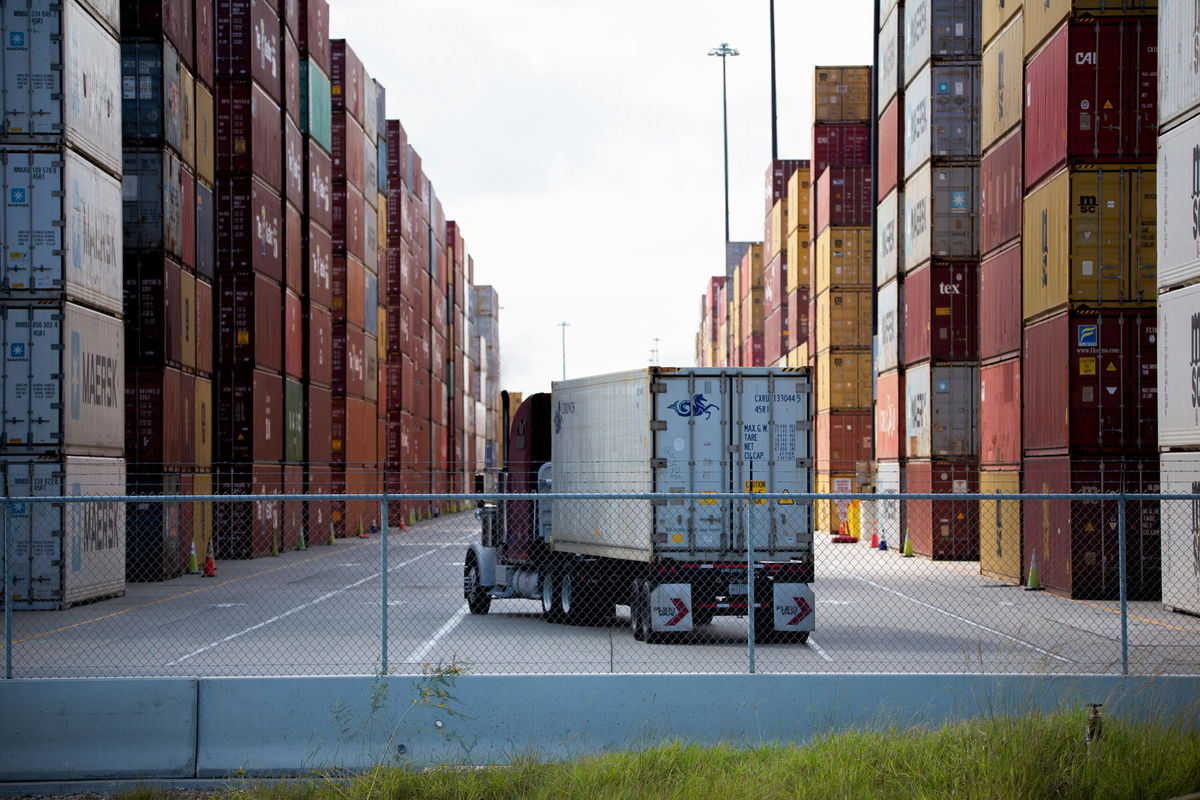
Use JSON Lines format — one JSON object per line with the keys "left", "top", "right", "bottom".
{"left": 405, "top": 604, "right": 469, "bottom": 665}
{"left": 807, "top": 636, "right": 833, "bottom": 662}
{"left": 842, "top": 573, "right": 1074, "bottom": 664}
{"left": 167, "top": 546, "right": 451, "bottom": 665}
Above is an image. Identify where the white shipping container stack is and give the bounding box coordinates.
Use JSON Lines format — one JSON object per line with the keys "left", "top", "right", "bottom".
{"left": 1, "top": 0, "right": 126, "bottom": 609}
{"left": 1157, "top": 2, "right": 1200, "bottom": 617}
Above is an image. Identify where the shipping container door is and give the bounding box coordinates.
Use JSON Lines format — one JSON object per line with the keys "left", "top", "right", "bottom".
{"left": 5, "top": 462, "right": 62, "bottom": 603}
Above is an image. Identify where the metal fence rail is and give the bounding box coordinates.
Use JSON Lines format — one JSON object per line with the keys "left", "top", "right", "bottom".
{"left": 3, "top": 491, "right": 1198, "bottom": 678}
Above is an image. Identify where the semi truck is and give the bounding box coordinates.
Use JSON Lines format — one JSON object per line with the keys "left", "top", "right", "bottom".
{"left": 462, "top": 367, "right": 816, "bottom": 643}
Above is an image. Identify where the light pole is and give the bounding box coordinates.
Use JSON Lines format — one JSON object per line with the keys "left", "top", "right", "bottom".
{"left": 769, "top": 1, "right": 778, "bottom": 160}
{"left": 557, "top": 321, "right": 569, "bottom": 380}
{"left": 708, "top": 42, "right": 739, "bottom": 244}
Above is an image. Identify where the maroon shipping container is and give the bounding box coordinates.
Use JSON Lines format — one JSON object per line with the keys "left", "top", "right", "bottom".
{"left": 816, "top": 410, "right": 872, "bottom": 472}
{"left": 283, "top": 32, "right": 300, "bottom": 123}
{"left": 980, "top": 127, "right": 1022, "bottom": 255}
{"left": 1022, "top": 308, "right": 1157, "bottom": 454}
{"left": 329, "top": 40, "right": 363, "bottom": 122}
{"left": 216, "top": 176, "right": 283, "bottom": 281}
{"left": 1022, "top": 455, "right": 1160, "bottom": 600}
{"left": 385, "top": 357, "right": 403, "bottom": 412}
{"left": 763, "top": 252, "right": 785, "bottom": 312}
{"left": 196, "top": 277, "right": 214, "bottom": 374}
{"left": 285, "top": 289, "right": 303, "bottom": 378}
{"left": 284, "top": 117, "right": 304, "bottom": 201}
{"left": 307, "top": 303, "right": 332, "bottom": 386}
{"left": 307, "top": 221, "right": 333, "bottom": 308}
{"left": 741, "top": 333, "right": 764, "bottom": 366}
{"left": 386, "top": 119, "right": 409, "bottom": 193}
{"left": 304, "top": 462, "right": 332, "bottom": 541}
{"left": 904, "top": 460, "right": 980, "bottom": 560}
{"left": 216, "top": 368, "right": 283, "bottom": 462}
{"left": 1024, "top": 18, "right": 1158, "bottom": 191}
{"left": 344, "top": 396, "right": 376, "bottom": 465}
{"left": 812, "top": 166, "right": 873, "bottom": 235}
{"left": 788, "top": 287, "right": 810, "bottom": 352}
{"left": 215, "top": 463, "right": 282, "bottom": 559}
{"left": 306, "top": 382, "right": 332, "bottom": 461}
{"left": 877, "top": 99, "right": 903, "bottom": 201}
{"left": 124, "top": 254, "right": 184, "bottom": 367}
{"left": 121, "top": 0, "right": 193, "bottom": 66}
{"left": 215, "top": 0, "right": 281, "bottom": 101}
{"left": 284, "top": 201, "right": 302, "bottom": 290}
{"left": 126, "top": 366, "right": 185, "bottom": 467}
{"left": 332, "top": 254, "right": 366, "bottom": 327}
{"left": 875, "top": 369, "right": 904, "bottom": 460}
{"left": 332, "top": 323, "right": 367, "bottom": 398}
{"left": 307, "top": 140, "right": 333, "bottom": 229}
{"left": 812, "top": 122, "right": 871, "bottom": 176}
{"left": 332, "top": 182, "right": 365, "bottom": 259}
{"left": 980, "top": 357, "right": 1021, "bottom": 465}
{"left": 298, "top": 0, "right": 329, "bottom": 72}
{"left": 764, "top": 306, "right": 785, "bottom": 366}
{"left": 979, "top": 243, "right": 1022, "bottom": 362}
{"left": 217, "top": 271, "right": 283, "bottom": 371}
{"left": 195, "top": 0, "right": 215, "bottom": 86}
{"left": 282, "top": 463, "right": 304, "bottom": 550}
{"left": 764, "top": 158, "right": 809, "bottom": 217}
{"left": 903, "top": 262, "right": 978, "bottom": 365}
{"left": 216, "top": 80, "right": 282, "bottom": 189}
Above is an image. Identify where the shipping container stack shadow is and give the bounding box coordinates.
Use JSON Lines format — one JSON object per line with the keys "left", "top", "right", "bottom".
{"left": 809, "top": 66, "right": 875, "bottom": 536}
{"left": 1017, "top": 0, "right": 1159, "bottom": 600}
{"left": 1, "top": 0, "right": 128, "bottom": 606}
{"left": 1154, "top": 6, "right": 1200, "bottom": 617}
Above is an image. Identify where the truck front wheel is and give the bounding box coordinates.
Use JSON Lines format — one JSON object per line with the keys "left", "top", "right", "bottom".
{"left": 464, "top": 555, "right": 491, "bottom": 615}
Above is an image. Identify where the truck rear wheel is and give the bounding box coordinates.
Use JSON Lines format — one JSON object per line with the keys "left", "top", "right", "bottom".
{"left": 541, "top": 571, "right": 562, "bottom": 623}
{"left": 464, "top": 556, "right": 490, "bottom": 615}
{"left": 642, "top": 581, "right": 667, "bottom": 644}
{"left": 630, "top": 579, "right": 646, "bottom": 641}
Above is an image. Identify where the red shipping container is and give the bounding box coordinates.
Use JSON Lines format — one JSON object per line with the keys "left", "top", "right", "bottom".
{"left": 877, "top": 99, "right": 903, "bottom": 201}
{"left": 764, "top": 306, "right": 785, "bottom": 366}
{"left": 124, "top": 254, "right": 183, "bottom": 367}
{"left": 386, "top": 119, "right": 408, "bottom": 187}
{"left": 764, "top": 158, "right": 809, "bottom": 217}
{"left": 812, "top": 122, "right": 871, "bottom": 176}
{"left": 216, "top": 176, "right": 282, "bottom": 281}
{"left": 284, "top": 117, "right": 304, "bottom": 201}
{"left": 121, "top": 0, "right": 193, "bottom": 65}
{"left": 182, "top": 167, "right": 196, "bottom": 269}
{"left": 1022, "top": 455, "right": 1160, "bottom": 600}
{"left": 345, "top": 396, "right": 376, "bottom": 465}
{"left": 195, "top": 0, "right": 215, "bottom": 86}
{"left": 216, "top": 80, "right": 282, "bottom": 190}
{"left": 332, "top": 183, "right": 365, "bottom": 259}
{"left": 332, "top": 323, "right": 367, "bottom": 398}
{"left": 330, "top": 40, "right": 363, "bottom": 122}
{"left": 215, "top": 0, "right": 282, "bottom": 101}
{"left": 126, "top": 366, "right": 185, "bottom": 467}
{"left": 283, "top": 202, "right": 303, "bottom": 291}
{"left": 979, "top": 243, "right": 1022, "bottom": 362}
{"left": 283, "top": 32, "right": 301, "bottom": 124}
{"left": 307, "top": 302, "right": 332, "bottom": 386}
{"left": 307, "top": 141, "right": 333, "bottom": 229}
{"left": 1024, "top": 18, "right": 1158, "bottom": 191}
{"left": 217, "top": 368, "right": 283, "bottom": 462}
{"left": 812, "top": 166, "right": 873, "bottom": 235}
{"left": 980, "top": 127, "right": 1022, "bottom": 255}
{"left": 299, "top": 0, "right": 329, "bottom": 72}
{"left": 307, "top": 221, "right": 333, "bottom": 308}
{"left": 196, "top": 277, "right": 213, "bottom": 374}
{"left": 331, "top": 113, "right": 366, "bottom": 191}
{"left": 816, "top": 410, "right": 872, "bottom": 472}
{"left": 217, "top": 272, "right": 283, "bottom": 371}
{"left": 332, "top": 254, "right": 366, "bottom": 327}
{"left": 306, "top": 382, "right": 332, "bottom": 462}
{"left": 903, "top": 262, "right": 978, "bottom": 365}
{"left": 788, "top": 287, "right": 810, "bottom": 352}
{"left": 904, "top": 460, "right": 980, "bottom": 560}
{"left": 285, "top": 289, "right": 303, "bottom": 378}
{"left": 1022, "top": 308, "right": 1158, "bottom": 454}
{"left": 875, "top": 369, "right": 905, "bottom": 460}
{"left": 979, "top": 357, "right": 1021, "bottom": 465}
{"left": 741, "top": 333, "right": 764, "bottom": 366}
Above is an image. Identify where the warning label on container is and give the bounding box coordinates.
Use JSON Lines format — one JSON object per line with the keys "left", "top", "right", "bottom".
{"left": 1080, "top": 357, "right": 1097, "bottom": 375}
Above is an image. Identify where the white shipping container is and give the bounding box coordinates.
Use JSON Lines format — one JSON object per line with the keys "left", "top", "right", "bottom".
{"left": 877, "top": 277, "right": 904, "bottom": 373}
{"left": 1160, "top": 452, "right": 1200, "bottom": 616}
{"left": 877, "top": 189, "right": 904, "bottom": 283}
{"left": 1158, "top": 282, "right": 1200, "bottom": 448}
{"left": 905, "top": 362, "right": 979, "bottom": 458}
{"left": 878, "top": 6, "right": 904, "bottom": 112}
{"left": 905, "top": 162, "right": 980, "bottom": 268}
{"left": 904, "top": 62, "right": 981, "bottom": 179}
{"left": 1156, "top": 116, "right": 1200, "bottom": 291}
{"left": 1, "top": 0, "right": 122, "bottom": 175}
{"left": 1158, "top": 0, "right": 1200, "bottom": 131}
{"left": 875, "top": 459, "right": 904, "bottom": 542}
{"left": 1, "top": 303, "right": 124, "bottom": 454}
{"left": 551, "top": 367, "right": 813, "bottom": 561}
{"left": 1, "top": 148, "right": 123, "bottom": 313}
{"left": 3, "top": 455, "right": 125, "bottom": 609}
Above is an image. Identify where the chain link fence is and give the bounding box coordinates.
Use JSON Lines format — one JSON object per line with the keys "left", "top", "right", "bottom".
{"left": 2, "top": 490, "right": 1199, "bottom": 678}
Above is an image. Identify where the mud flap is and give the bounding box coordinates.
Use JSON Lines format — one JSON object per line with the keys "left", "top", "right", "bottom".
{"left": 649, "top": 583, "right": 693, "bottom": 632}
{"left": 772, "top": 583, "right": 815, "bottom": 632}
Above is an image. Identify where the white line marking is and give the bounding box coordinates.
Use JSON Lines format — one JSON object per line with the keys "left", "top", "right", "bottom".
{"left": 807, "top": 636, "right": 833, "bottom": 662}
{"left": 405, "top": 604, "right": 469, "bottom": 665}
{"left": 167, "top": 546, "right": 450, "bottom": 665}
{"left": 842, "top": 573, "right": 1073, "bottom": 663}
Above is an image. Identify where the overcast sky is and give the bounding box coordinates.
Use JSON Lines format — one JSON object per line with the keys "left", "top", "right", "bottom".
{"left": 331, "top": 1, "right": 873, "bottom": 398}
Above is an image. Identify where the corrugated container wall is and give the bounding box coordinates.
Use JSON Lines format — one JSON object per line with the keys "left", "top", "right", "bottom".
{"left": 903, "top": 0, "right": 981, "bottom": 84}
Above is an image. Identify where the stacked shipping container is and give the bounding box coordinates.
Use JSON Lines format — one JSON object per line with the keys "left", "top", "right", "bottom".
{"left": 763, "top": 159, "right": 810, "bottom": 367}
{"left": 1156, "top": 5, "right": 1200, "bottom": 616}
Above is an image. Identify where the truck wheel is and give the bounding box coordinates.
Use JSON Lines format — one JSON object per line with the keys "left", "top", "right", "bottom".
{"left": 464, "top": 557, "right": 491, "bottom": 615}
{"left": 559, "top": 568, "right": 582, "bottom": 625}
{"left": 541, "top": 571, "right": 562, "bottom": 623}
{"left": 752, "top": 610, "right": 777, "bottom": 644}
{"left": 630, "top": 579, "right": 646, "bottom": 641}
{"left": 642, "top": 581, "right": 666, "bottom": 644}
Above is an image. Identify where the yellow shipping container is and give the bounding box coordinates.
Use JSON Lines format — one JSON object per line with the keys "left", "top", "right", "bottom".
{"left": 195, "top": 377, "right": 212, "bottom": 465}
{"left": 1021, "top": 165, "right": 1156, "bottom": 322}
{"left": 787, "top": 167, "right": 811, "bottom": 234}
{"left": 180, "top": 67, "right": 196, "bottom": 169}
{"left": 180, "top": 270, "right": 196, "bottom": 370}
{"left": 815, "top": 289, "right": 872, "bottom": 353}
{"left": 813, "top": 65, "right": 872, "bottom": 122}
{"left": 815, "top": 227, "right": 873, "bottom": 292}
{"left": 816, "top": 349, "right": 872, "bottom": 411}
{"left": 1024, "top": 0, "right": 1154, "bottom": 56}
{"left": 815, "top": 473, "right": 866, "bottom": 535}
{"left": 983, "top": 0, "right": 1023, "bottom": 47}
{"left": 195, "top": 83, "right": 215, "bottom": 187}
{"left": 769, "top": 199, "right": 786, "bottom": 260}
{"left": 979, "top": 469, "right": 1022, "bottom": 585}
{"left": 377, "top": 194, "right": 387, "bottom": 251}
{"left": 717, "top": 322, "right": 728, "bottom": 365}
{"left": 981, "top": 13, "right": 1023, "bottom": 154}
{"left": 741, "top": 243, "right": 765, "bottom": 297}
{"left": 740, "top": 288, "right": 764, "bottom": 343}
{"left": 787, "top": 227, "right": 812, "bottom": 292}
{"left": 192, "top": 471, "right": 214, "bottom": 569}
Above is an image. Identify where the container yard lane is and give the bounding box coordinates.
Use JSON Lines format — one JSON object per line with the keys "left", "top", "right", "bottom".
{"left": 8, "top": 513, "right": 1200, "bottom": 677}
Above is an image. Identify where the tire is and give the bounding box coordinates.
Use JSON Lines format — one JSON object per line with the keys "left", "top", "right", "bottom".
{"left": 464, "top": 557, "right": 491, "bottom": 615}
{"left": 630, "top": 579, "right": 646, "bottom": 641}
{"left": 541, "top": 570, "right": 562, "bottom": 623}
{"left": 642, "top": 580, "right": 666, "bottom": 644}
{"left": 753, "top": 609, "right": 777, "bottom": 644}
{"left": 559, "top": 567, "right": 581, "bottom": 625}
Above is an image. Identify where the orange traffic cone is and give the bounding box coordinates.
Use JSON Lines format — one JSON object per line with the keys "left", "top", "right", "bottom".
{"left": 203, "top": 542, "right": 216, "bottom": 577}
{"left": 357, "top": 522, "right": 368, "bottom": 539}
{"left": 399, "top": 516, "right": 405, "bottom": 531}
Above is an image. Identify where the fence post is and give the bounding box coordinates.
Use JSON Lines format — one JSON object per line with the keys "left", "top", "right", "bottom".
{"left": 1117, "top": 494, "right": 1128, "bottom": 676}
{"left": 380, "top": 493, "right": 390, "bottom": 676}
{"left": 746, "top": 496, "right": 756, "bottom": 675}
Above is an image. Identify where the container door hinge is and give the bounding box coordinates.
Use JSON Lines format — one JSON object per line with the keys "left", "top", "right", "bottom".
{"left": 650, "top": 421, "right": 667, "bottom": 431}
{"left": 650, "top": 458, "right": 668, "bottom": 469}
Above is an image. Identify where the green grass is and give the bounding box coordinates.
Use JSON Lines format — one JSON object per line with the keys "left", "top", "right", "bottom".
{"left": 130, "top": 711, "right": 1200, "bottom": 800}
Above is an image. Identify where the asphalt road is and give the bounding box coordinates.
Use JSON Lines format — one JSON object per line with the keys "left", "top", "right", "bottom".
{"left": 7, "top": 511, "right": 1199, "bottom": 677}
